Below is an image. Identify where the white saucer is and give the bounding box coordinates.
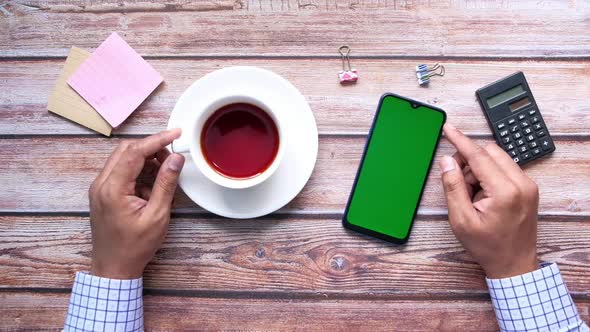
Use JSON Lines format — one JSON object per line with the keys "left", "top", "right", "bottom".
{"left": 167, "top": 66, "right": 318, "bottom": 219}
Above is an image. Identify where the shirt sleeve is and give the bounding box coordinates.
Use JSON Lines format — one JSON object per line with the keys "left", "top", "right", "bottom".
{"left": 63, "top": 271, "right": 144, "bottom": 332}
{"left": 486, "top": 263, "right": 589, "bottom": 332}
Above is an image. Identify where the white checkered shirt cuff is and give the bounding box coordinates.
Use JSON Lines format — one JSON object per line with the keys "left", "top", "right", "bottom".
{"left": 487, "top": 263, "right": 589, "bottom": 332}
{"left": 64, "top": 272, "right": 144, "bottom": 332}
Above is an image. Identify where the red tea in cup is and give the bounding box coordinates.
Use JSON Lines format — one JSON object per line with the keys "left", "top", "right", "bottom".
{"left": 201, "top": 103, "right": 279, "bottom": 179}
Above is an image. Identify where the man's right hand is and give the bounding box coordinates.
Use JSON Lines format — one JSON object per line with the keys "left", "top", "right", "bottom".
{"left": 439, "top": 123, "right": 539, "bottom": 279}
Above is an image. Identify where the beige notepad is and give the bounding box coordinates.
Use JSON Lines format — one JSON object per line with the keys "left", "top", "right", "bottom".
{"left": 48, "top": 47, "right": 112, "bottom": 136}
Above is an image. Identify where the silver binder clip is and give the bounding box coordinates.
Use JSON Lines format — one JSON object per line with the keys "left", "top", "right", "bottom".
{"left": 415, "top": 63, "right": 445, "bottom": 86}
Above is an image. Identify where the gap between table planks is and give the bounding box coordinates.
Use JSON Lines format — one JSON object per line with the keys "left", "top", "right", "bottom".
{"left": 1, "top": 216, "right": 589, "bottom": 293}
{"left": 0, "top": 59, "right": 589, "bottom": 136}
{"left": 0, "top": 137, "right": 588, "bottom": 215}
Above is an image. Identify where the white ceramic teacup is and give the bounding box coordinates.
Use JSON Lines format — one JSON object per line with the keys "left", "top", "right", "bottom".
{"left": 172, "top": 95, "right": 285, "bottom": 190}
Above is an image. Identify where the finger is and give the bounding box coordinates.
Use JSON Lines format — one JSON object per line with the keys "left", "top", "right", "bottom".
{"left": 156, "top": 149, "right": 171, "bottom": 164}
{"left": 463, "top": 168, "right": 478, "bottom": 187}
{"left": 146, "top": 148, "right": 170, "bottom": 162}
{"left": 135, "top": 184, "right": 152, "bottom": 201}
{"left": 483, "top": 144, "right": 526, "bottom": 184}
{"left": 443, "top": 123, "right": 508, "bottom": 188}
{"left": 473, "top": 190, "right": 487, "bottom": 205}
{"left": 439, "top": 155, "right": 479, "bottom": 229}
{"left": 145, "top": 153, "right": 185, "bottom": 217}
{"left": 464, "top": 168, "right": 485, "bottom": 200}
{"left": 464, "top": 169, "right": 487, "bottom": 206}
{"left": 138, "top": 159, "right": 161, "bottom": 183}
{"left": 452, "top": 152, "right": 467, "bottom": 169}
{"left": 108, "top": 129, "right": 182, "bottom": 188}
{"left": 451, "top": 152, "right": 475, "bottom": 196}
{"left": 95, "top": 140, "right": 137, "bottom": 185}
{"left": 461, "top": 168, "right": 477, "bottom": 198}
{"left": 134, "top": 129, "right": 181, "bottom": 159}
{"left": 97, "top": 139, "right": 164, "bottom": 186}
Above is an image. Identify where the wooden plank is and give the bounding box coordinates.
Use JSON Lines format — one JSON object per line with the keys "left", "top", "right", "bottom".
{"left": 0, "top": 137, "right": 588, "bottom": 215}
{"left": 1, "top": 59, "right": 589, "bottom": 135}
{"left": 7, "top": 0, "right": 236, "bottom": 13}
{"left": 2, "top": 7, "right": 589, "bottom": 57}
{"left": 8, "top": 292, "right": 576, "bottom": 332}
{"left": 1, "top": 216, "right": 589, "bottom": 293}
{"left": 4, "top": 291, "right": 588, "bottom": 331}
{"left": 9, "top": 0, "right": 587, "bottom": 13}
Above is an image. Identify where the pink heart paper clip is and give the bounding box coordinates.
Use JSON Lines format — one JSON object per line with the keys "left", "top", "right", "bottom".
{"left": 338, "top": 45, "right": 358, "bottom": 84}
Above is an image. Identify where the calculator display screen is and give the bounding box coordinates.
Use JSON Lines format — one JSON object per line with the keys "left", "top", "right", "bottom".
{"left": 486, "top": 85, "right": 525, "bottom": 108}
{"left": 509, "top": 97, "right": 531, "bottom": 112}
{"left": 343, "top": 95, "right": 445, "bottom": 242}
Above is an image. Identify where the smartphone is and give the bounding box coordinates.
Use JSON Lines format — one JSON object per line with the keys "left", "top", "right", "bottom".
{"left": 343, "top": 93, "right": 446, "bottom": 244}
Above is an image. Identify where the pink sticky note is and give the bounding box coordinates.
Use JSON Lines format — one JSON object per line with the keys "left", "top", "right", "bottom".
{"left": 67, "top": 32, "right": 163, "bottom": 128}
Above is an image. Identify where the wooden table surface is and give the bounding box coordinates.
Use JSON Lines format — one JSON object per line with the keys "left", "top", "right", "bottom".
{"left": 1, "top": 0, "right": 589, "bottom": 331}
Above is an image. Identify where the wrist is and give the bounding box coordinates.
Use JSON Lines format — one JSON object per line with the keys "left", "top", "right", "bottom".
{"left": 484, "top": 256, "right": 539, "bottom": 279}
{"left": 91, "top": 261, "right": 143, "bottom": 279}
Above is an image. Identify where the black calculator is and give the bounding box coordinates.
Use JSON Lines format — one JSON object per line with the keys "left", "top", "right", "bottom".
{"left": 476, "top": 72, "right": 555, "bottom": 166}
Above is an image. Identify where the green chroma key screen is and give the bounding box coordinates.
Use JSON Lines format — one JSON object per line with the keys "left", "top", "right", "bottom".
{"left": 343, "top": 94, "right": 445, "bottom": 243}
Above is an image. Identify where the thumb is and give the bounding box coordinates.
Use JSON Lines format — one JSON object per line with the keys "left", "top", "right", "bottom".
{"left": 146, "top": 153, "right": 185, "bottom": 215}
{"left": 439, "top": 155, "right": 475, "bottom": 229}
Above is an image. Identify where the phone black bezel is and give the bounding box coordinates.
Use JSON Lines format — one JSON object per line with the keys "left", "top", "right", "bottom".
{"left": 342, "top": 93, "right": 446, "bottom": 244}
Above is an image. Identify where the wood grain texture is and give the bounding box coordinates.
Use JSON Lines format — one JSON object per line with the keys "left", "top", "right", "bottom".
{"left": 1, "top": 59, "right": 589, "bottom": 135}
{"left": 9, "top": 0, "right": 588, "bottom": 13}
{"left": 9, "top": 292, "right": 586, "bottom": 332}
{"left": 2, "top": 1, "right": 590, "bottom": 329}
{"left": 1, "top": 216, "right": 589, "bottom": 293}
{"left": 2, "top": 5, "right": 590, "bottom": 57}
{"left": 0, "top": 137, "right": 588, "bottom": 215}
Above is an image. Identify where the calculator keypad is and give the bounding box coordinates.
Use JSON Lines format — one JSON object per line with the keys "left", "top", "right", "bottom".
{"left": 494, "top": 108, "right": 554, "bottom": 165}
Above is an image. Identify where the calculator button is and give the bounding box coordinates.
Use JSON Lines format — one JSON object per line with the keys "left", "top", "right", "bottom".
{"left": 502, "top": 137, "right": 511, "bottom": 144}
{"left": 532, "top": 148, "right": 541, "bottom": 156}
{"left": 514, "top": 132, "right": 522, "bottom": 139}
{"left": 540, "top": 139, "right": 553, "bottom": 151}
{"left": 533, "top": 123, "right": 543, "bottom": 130}
{"left": 510, "top": 125, "right": 519, "bottom": 133}
{"left": 523, "top": 128, "right": 532, "bottom": 135}
{"left": 505, "top": 143, "right": 515, "bottom": 151}
{"left": 497, "top": 122, "right": 506, "bottom": 130}
{"left": 536, "top": 130, "right": 546, "bottom": 137}
{"left": 522, "top": 152, "right": 531, "bottom": 160}
{"left": 513, "top": 157, "right": 520, "bottom": 163}
{"left": 508, "top": 118, "right": 516, "bottom": 125}
{"left": 519, "top": 146, "right": 527, "bottom": 153}
{"left": 529, "top": 141, "right": 538, "bottom": 149}
{"left": 531, "top": 116, "right": 539, "bottom": 124}
{"left": 509, "top": 150, "right": 517, "bottom": 157}
{"left": 518, "top": 114, "right": 526, "bottom": 120}
{"left": 526, "top": 134, "right": 535, "bottom": 142}
{"left": 517, "top": 139, "right": 525, "bottom": 146}
{"left": 520, "top": 121, "right": 529, "bottom": 128}
{"left": 499, "top": 130, "right": 509, "bottom": 137}
{"left": 528, "top": 109, "right": 537, "bottom": 115}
